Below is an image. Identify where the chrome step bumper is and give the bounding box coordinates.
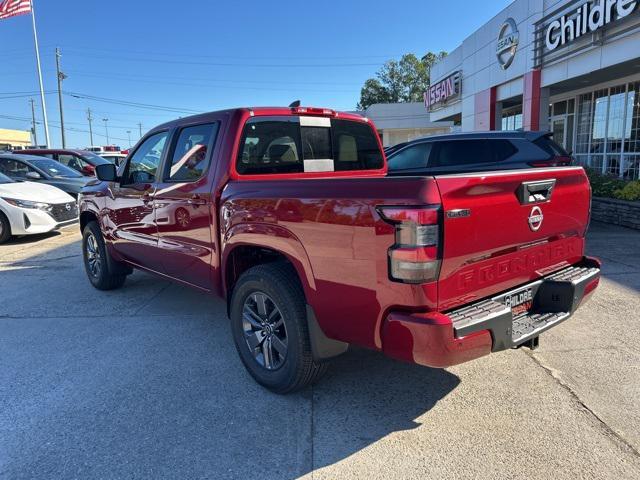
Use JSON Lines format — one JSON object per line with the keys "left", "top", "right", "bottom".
{"left": 448, "top": 257, "right": 601, "bottom": 351}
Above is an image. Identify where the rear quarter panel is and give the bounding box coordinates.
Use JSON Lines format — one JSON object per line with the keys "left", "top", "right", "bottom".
{"left": 220, "top": 177, "right": 441, "bottom": 350}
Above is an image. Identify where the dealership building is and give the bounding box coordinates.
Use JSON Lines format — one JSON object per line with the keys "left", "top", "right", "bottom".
{"left": 428, "top": 0, "right": 640, "bottom": 179}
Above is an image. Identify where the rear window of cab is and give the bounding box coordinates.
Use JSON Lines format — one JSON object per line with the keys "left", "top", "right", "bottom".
{"left": 236, "top": 116, "right": 383, "bottom": 175}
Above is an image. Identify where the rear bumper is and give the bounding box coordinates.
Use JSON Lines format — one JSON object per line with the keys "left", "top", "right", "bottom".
{"left": 381, "top": 256, "right": 601, "bottom": 368}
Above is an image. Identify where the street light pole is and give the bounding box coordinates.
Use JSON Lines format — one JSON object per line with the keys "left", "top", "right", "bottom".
{"left": 102, "top": 118, "right": 109, "bottom": 144}
{"left": 55, "top": 47, "right": 67, "bottom": 148}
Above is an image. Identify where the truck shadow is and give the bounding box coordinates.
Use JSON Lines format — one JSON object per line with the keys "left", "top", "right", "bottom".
{"left": 1, "top": 230, "right": 62, "bottom": 245}
{"left": 309, "top": 348, "right": 460, "bottom": 474}
{"left": 0, "top": 235, "right": 460, "bottom": 479}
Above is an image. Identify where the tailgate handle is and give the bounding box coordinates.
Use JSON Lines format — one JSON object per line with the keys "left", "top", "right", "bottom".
{"left": 517, "top": 179, "right": 556, "bottom": 205}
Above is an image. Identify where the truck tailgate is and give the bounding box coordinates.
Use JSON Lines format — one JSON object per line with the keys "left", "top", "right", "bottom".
{"left": 435, "top": 167, "right": 591, "bottom": 311}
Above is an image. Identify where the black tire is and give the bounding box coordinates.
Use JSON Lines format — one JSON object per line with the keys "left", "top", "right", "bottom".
{"left": 0, "top": 211, "right": 11, "bottom": 244}
{"left": 82, "top": 221, "right": 127, "bottom": 290}
{"left": 230, "top": 263, "right": 328, "bottom": 394}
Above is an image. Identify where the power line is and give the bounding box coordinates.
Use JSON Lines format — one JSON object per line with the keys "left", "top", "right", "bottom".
{"left": 61, "top": 51, "right": 383, "bottom": 68}
{"left": 62, "top": 68, "right": 362, "bottom": 87}
{"left": 64, "top": 91, "right": 202, "bottom": 114}
{"left": 60, "top": 45, "right": 401, "bottom": 61}
{"left": 0, "top": 114, "right": 130, "bottom": 143}
{"left": 62, "top": 71, "right": 355, "bottom": 93}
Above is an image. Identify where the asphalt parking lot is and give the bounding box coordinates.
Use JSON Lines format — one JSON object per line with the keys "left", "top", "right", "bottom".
{"left": 1, "top": 222, "right": 639, "bottom": 479}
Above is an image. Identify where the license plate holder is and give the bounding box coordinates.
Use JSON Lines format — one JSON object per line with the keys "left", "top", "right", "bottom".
{"left": 494, "top": 286, "right": 534, "bottom": 317}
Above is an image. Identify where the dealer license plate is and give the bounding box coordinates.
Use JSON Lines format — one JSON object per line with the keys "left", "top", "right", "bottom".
{"left": 500, "top": 287, "right": 534, "bottom": 316}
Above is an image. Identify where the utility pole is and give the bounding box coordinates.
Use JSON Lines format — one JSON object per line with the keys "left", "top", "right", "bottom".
{"left": 86, "top": 108, "right": 94, "bottom": 146}
{"left": 126, "top": 130, "right": 132, "bottom": 148}
{"left": 137, "top": 122, "right": 143, "bottom": 138}
{"left": 103, "top": 118, "right": 109, "bottom": 144}
{"left": 29, "top": 98, "right": 39, "bottom": 146}
{"left": 55, "top": 47, "right": 68, "bottom": 148}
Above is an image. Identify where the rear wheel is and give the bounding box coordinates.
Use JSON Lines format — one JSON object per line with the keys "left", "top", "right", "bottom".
{"left": 0, "top": 211, "right": 11, "bottom": 244}
{"left": 230, "top": 263, "right": 328, "bottom": 393}
{"left": 82, "top": 221, "right": 127, "bottom": 290}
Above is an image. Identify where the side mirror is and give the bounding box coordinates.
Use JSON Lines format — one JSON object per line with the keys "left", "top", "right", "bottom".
{"left": 95, "top": 163, "right": 118, "bottom": 182}
{"left": 26, "top": 171, "right": 42, "bottom": 180}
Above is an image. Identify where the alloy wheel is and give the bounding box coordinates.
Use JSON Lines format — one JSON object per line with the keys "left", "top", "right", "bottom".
{"left": 85, "top": 233, "right": 102, "bottom": 278}
{"left": 242, "top": 292, "right": 288, "bottom": 370}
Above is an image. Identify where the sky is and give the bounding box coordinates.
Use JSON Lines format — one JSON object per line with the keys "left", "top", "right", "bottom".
{"left": 0, "top": 0, "right": 511, "bottom": 149}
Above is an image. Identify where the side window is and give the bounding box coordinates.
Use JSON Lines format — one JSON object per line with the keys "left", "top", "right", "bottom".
{"left": 433, "top": 140, "right": 493, "bottom": 167}
{"left": 0, "top": 159, "right": 30, "bottom": 178}
{"left": 58, "top": 154, "right": 86, "bottom": 171}
{"left": 492, "top": 140, "right": 518, "bottom": 162}
{"left": 123, "top": 131, "right": 169, "bottom": 184}
{"left": 166, "top": 123, "right": 218, "bottom": 182}
{"left": 387, "top": 143, "right": 433, "bottom": 171}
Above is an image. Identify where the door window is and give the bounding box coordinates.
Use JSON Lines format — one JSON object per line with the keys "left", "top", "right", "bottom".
{"left": 57, "top": 154, "right": 87, "bottom": 171}
{"left": 432, "top": 140, "right": 494, "bottom": 167}
{"left": 165, "top": 123, "right": 218, "bottom": 181}
{"left": 123, "top": 131, "right": 169, "bottom": 184}
{"left": 387, "top": 143, "right": 432, "bottom": 171}
{"left": 0, "top": 159, "right": 32, "bottom": 178}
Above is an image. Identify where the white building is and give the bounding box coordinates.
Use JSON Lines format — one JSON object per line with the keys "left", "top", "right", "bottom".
{"left": 428, "top": 0, "right": 640, "bottom": 179}
{"left": 362, "top": 102, "right": 454, "bottom": 147}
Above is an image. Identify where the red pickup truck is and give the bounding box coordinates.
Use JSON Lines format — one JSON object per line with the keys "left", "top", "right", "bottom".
{"left": 79, "top": 106, "right": 600, "bottom": 393}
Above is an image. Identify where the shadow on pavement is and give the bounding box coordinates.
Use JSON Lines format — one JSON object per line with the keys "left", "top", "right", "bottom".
{"left": 2, "top": 230, "right": 62, "bottom": 245}
{"left": 0, "top": 233, "right": 460, "bottom": 479}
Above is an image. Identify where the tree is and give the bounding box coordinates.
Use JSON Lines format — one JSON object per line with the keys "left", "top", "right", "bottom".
{"left": 357, "top": 51, "right": 447, "bottom": 110}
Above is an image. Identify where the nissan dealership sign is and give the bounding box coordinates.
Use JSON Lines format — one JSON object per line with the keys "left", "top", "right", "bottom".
{"left": 423, "top": 71, "right": 461, "bottom": 111}
{"left": 545, "top": 0, "right": 639, "bottom": 51}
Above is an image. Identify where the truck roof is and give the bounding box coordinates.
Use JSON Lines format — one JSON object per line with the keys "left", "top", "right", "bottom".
{"left": 149, "top": 107, "right": 367, "bottom": 133}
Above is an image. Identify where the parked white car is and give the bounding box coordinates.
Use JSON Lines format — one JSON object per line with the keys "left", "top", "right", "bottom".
{"left": 0, "top": 172, "right": 78, "bottom": 244}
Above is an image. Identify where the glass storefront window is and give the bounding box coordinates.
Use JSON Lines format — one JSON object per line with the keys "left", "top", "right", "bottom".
{"left": 501, "top": 109, "right": 522, "bottom": 131}
{"left": 557, "top": 83, "right": 640, "bottom": 179}
{"left": 591, "top": 89, "right": 608, "bottom": 165}
{"left": 575, "top": 93, "right": 593, "bottom": 167}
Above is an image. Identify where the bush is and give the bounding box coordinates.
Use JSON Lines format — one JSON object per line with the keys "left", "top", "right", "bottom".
{"left": 585, "top": 169, "right": 628, "bottom": 198}
{"left": 613, "top": 181, "right": 640, "bottom": 201}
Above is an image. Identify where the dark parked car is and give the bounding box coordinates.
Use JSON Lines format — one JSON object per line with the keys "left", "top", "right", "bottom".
{"left": 18, "top": 149, "right": 112, "bottom": 177}
{"left": 0, "top": 153, "right": 90, "bottom": 198}
{"left": 386, "top": 131, "right": 572, "bottom": 175}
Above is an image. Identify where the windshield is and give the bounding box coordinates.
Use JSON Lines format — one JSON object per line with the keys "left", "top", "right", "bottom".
{"left": 29, "top": 158, "right": 83, "bottom": 178}
{"left": 79, "top": 151, "right": 110, "bottom": 165}
{"left": 0, "top": 172, "right": 14, "bottom": 184}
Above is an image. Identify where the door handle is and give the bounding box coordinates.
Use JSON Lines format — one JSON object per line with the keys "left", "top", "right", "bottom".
{"left": 517, "top": 179, "right": 556, "bottom": 205}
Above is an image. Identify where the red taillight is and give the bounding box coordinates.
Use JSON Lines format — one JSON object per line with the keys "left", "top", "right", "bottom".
{"left": 528, "top": 156, "right": 573, "bottom": 167}
{"left": 291, "top": 106, "right": 336, "bottom": 116}
{"left": 378, "top": 206, "right": 441, "bottom": 284}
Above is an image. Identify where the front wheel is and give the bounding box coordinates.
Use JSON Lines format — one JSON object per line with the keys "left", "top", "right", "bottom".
{"left": 230, "top": 263, "right": 327, "bottom": 394}
{"left": 82, "top": 221, "right": 127, "bottom": 290}
{"left": 0, "top": 211, "right": 11, "bottom": 244}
